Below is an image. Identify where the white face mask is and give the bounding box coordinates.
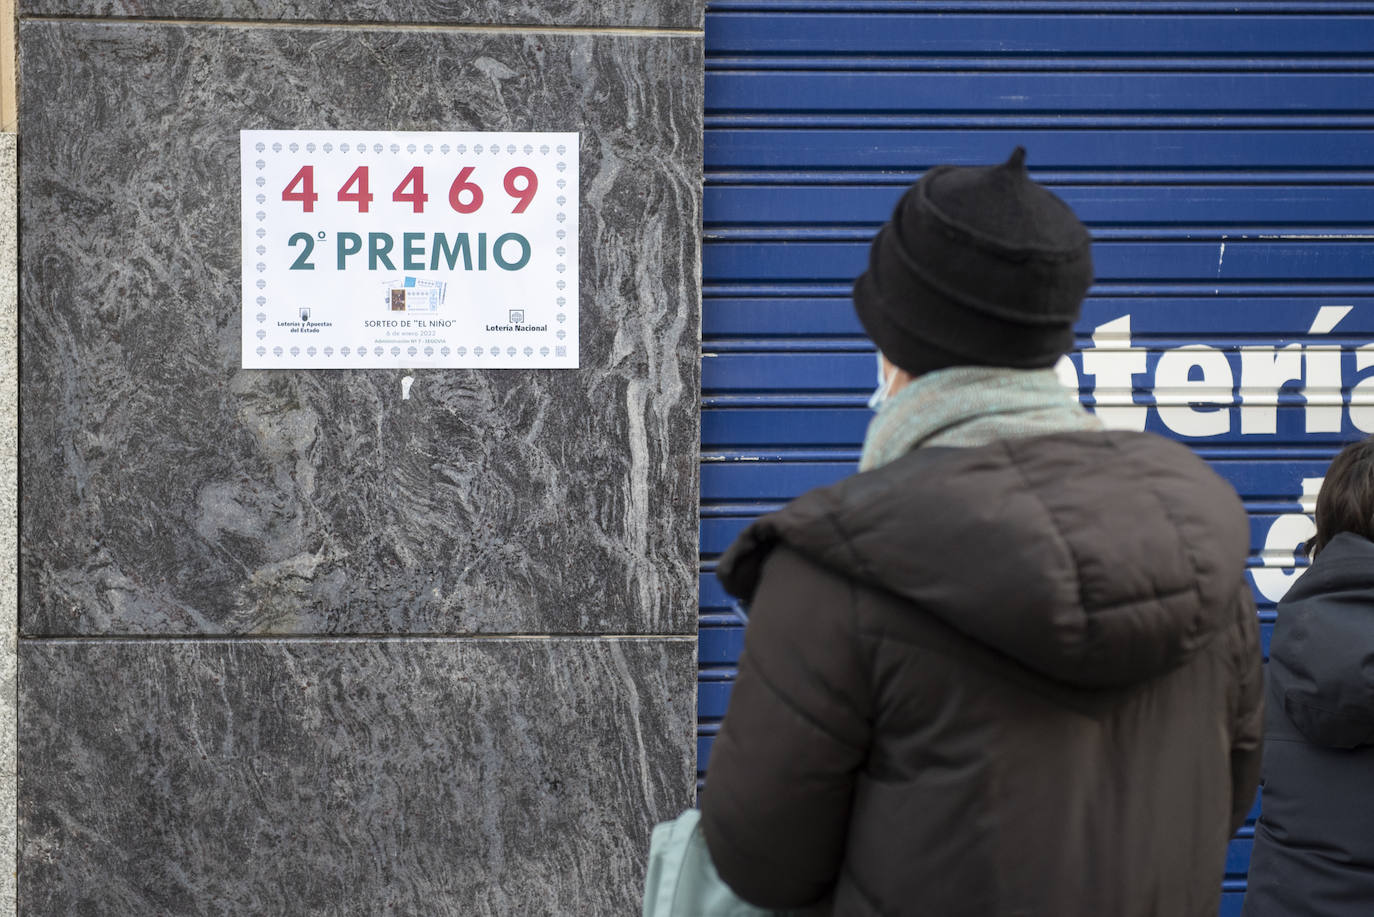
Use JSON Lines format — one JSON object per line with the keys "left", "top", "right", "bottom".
{"left": 867, "top": 353, "right": 896, "bottom": 411}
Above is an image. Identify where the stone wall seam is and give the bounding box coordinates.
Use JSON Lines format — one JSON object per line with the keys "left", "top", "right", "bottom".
{"left": 20, "top": 15, "right": 703, "bottom": 37}
{"left": 23, "top": 634, "right": 701, "bottom": 645}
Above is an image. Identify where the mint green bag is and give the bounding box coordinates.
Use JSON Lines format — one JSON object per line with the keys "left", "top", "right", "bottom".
{"left": 642, "top": 809, "right": 783, "bottom": 917}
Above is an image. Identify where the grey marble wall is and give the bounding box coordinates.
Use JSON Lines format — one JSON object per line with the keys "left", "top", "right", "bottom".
{"left": 19, "top": 0, "right": 700, "bottom": 29}
{"left": 21, "top": 22, "right": 700, "bottom": 638}
{"left": 21, "top": 638, "right": 695, "bottom": 914}
{"left": 2, "top": 132, "right": 17, "bottom": 917}
{"left": 18, "top": 5, "right": 701, "bottom": 913}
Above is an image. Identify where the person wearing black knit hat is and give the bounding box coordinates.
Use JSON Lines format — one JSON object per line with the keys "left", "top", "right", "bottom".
{"left": 855, "top": 146, "right": 1093, "bottom": 378}
{"left": 851, "top": 147, "right": 1105, "bottom": 471}
{"left": 697, "top": 148, "right": 1263, "bottom": 916}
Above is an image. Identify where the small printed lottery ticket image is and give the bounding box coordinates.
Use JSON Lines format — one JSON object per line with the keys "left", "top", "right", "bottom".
{"left": 383, "top": 277, "right": 447, "bottom": 313}
{"left": 241, "top": 130, "right": 579, "bottom": 369}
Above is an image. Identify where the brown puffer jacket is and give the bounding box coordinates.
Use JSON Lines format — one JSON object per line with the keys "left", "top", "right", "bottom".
{"left": 701, "top": 430, "right": 1263, "bottom": 917}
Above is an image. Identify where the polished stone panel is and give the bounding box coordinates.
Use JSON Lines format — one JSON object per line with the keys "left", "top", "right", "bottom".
{"left": 18, "top": 0, "right": 703, "bottom": 30}
{"left": 0, "top": 132, "right": 17, "bottom": 916}
{"left": 19, "top": 21, "right": 702, "bottom": 635}
{"left": 19, "top": 637, "right": 695, "bottom": 914}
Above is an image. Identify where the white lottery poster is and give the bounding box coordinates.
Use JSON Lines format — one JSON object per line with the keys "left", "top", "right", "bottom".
{"left": 241, "top": 130, "right": 579, "bottom": 369}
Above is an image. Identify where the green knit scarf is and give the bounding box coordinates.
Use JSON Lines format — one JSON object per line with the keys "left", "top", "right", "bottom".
{"left": 859, "top": 366, "right": 1103, "bottom": 472}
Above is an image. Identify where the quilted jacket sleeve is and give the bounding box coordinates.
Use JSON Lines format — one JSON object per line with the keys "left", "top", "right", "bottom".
{"left": 700, "top": 546, "right": 873, "bottom": 909}
{"left": 1228, "top": 582, "right": 1265, "bottom": 835}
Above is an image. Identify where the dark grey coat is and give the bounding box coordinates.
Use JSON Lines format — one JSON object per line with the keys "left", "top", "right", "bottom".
{"left": 1242, "top": 532, "right": 1374, "bottom": 917}
{"left": 702, "top": 431, "right": 1263, "bottom": 917}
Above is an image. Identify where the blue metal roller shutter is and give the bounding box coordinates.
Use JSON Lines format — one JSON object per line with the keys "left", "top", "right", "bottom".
{"left": 699, "top": 2, "right": 1374, "bottom": 912}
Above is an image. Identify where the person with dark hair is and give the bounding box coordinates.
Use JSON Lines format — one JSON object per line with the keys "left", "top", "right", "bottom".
{"left": 1242, "top": 435, "right": 1374, "bottom": 917}
{"left": 698, "top": 148, "right": 1264, "bottom": 916}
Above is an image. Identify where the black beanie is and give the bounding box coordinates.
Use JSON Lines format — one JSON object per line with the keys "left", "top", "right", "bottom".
{"left": 853, "top": 147, "right": 1093, "bottom": 377}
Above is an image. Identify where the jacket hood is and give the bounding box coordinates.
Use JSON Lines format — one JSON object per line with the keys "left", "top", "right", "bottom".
{"left": 717, "top": 431, "right": 1251, "bottom": 689}
{"left": 1269, "top": 532, "right": 1374, "bottom": 749}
